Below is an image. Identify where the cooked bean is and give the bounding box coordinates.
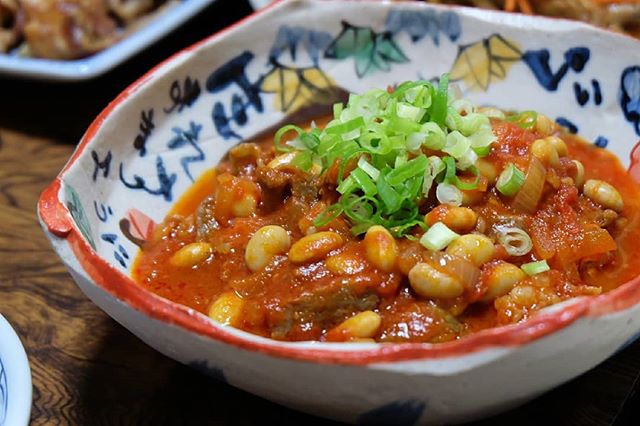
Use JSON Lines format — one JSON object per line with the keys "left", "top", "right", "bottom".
{"left": 426, "top": 206, "right": 478, "bottom": 234}
{"left": 245, "top": 225, "right": 291, "bottom": 272}
{"left": 583, "top": 179, "right": 624, "bottom": 212}
{"left": 446, "top": 234, "right": 495, "bottom": 266}
{"left": 509, "top": 285, "right": 536, "bottom": 305}
{"left": 531, "top": 138, "right": 560, "bottom": 167}
{"left": 289, "top": 231, "right": 344, "bottom": 263}
{"left": 545, "top": 136, "right": 568, "bottom": 157}
{"left": 477, "top": 158, "right": 498, "bottom": 185}
{"left": 482, "top": 262, "right": 527, "bottom": 301}
{"left": 170, "top": 242, "right": 212, "bottom": 267}
{"left": 535, "top": 114, "right": 555, "bottom": 136}
{"left": 331, "top": 311, "right": 381, "bottom": 339}
{"left": 208, "top": 292, "right": 244, "bottom": 326}
{"left": 408, "top": 262, "right": 464, "bottom": 299}
{"left": 363, "top": 225, "right": 397, "bottom": 272}
{"left": 326, "top": 252, "right": 366, "bottom": 275}
{"left": 572, "top": 160, "right": 585, "bottom": 189}
{"left": 232, "top": 184, "right": 259, "bottom": 217}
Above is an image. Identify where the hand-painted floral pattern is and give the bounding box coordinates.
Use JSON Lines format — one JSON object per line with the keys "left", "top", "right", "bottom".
{"left": 324, "top": 22, "right": 408, "bottom": 78}
{"left": 449, "top": 34, "right": 521, "bottom": 91}
{"left": 65, "top": 184, "right": 96, "bottom": 250}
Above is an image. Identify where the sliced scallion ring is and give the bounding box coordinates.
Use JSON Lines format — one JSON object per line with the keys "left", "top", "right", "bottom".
{"left": 420, "top": 222, "right": 460, "bottom": 251}
{"left": 496, "top": 163, "right": 525, "bottom": 196}
{"left": 521, "top": 260, "right": 550, "bottom": 276}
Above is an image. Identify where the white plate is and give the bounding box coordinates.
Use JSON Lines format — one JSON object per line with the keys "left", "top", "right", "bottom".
{"left": 0, "top": 314, "right": 31, "bottom": 426}
{"left": 0, "top": 0, "right": 216, "bottom": 81}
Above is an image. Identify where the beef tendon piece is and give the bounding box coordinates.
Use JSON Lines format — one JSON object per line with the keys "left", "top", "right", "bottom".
{"left": 195, "top": 196, "right": 219, "bottom": 242}
{"left": 269, "top": 278, "right": 381, "bottom": 341}
{"left": 21, "top": 0, "right": 118, "bottom": 59}
{"left": 378, "top": 296, "right": 462, "bottom": 344}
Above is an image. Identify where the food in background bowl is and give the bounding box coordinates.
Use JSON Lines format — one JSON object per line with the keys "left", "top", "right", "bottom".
{"left": 134, "top": 78, "right": 640, "bottom": 343}
{"left": 426, "top": 0, "right": 640, "bottom": 37}
{"left": 0, "top": 0, "right": 178, "bottom": 59}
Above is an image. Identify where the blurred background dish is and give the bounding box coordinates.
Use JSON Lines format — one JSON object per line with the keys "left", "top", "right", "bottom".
{"left": 0, "top": 0, "right": 217, "bottom": 80}
{"left": 425, "top": 0, "right": 640, "bottom": 37}
{"left": 0, "top": 314, "right": 31, "bottom": 426}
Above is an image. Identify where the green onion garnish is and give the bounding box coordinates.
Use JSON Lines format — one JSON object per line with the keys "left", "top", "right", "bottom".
{"left": 419, "top": 222, "right": 460, "bottom": 251}
{"left": 521, "top": 260, "right": 550, "bottom": 276}
{"left": 280, "top": 76, "right": 498, "bottom": 236}
{"left": 496, "top": 163, "right": 525, "bottom": 196}
{"left": 506, "top": 110, "right": 538, "bottom": 129}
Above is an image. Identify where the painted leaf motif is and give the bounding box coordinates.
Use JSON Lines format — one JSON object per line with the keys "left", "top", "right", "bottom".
{"left": 261, "top": 64, "right": 337, "bottom": 112}
{"left": 325, "top": 22, "right": 409, "bottom": 78}
{"left": 64, "top": 184, "right": 96, "bottom": 249}
{"left": 449, "top": 34, "right": 522, "bottom": 92}
{"left": 119, "top": 208, "right": 156, "bottom": 247}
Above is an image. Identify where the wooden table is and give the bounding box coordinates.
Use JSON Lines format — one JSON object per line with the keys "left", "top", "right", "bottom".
{"left": 1, "top": 1, "right": 640, "bottom": 424}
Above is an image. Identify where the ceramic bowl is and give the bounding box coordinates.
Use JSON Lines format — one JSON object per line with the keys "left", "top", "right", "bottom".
{"left": 38, "top": 0, "right": 640, "bottom": 424}
{"left": 0, "top": 315, "right": 32, "bottom": 426}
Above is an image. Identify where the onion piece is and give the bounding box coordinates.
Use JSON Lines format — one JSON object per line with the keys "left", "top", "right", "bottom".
{"left": 512, "top": 156, "right": 546, "bottom": 213}
{"left": 427, "top": 251, "right": 481, "bottom": 291}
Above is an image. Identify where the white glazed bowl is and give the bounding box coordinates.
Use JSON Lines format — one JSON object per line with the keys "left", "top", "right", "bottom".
{"left": 38, "top": 1, "right": 640, "bottom": 424}
{"left": 0, "top": 315, "right": 32, "bottom": 426}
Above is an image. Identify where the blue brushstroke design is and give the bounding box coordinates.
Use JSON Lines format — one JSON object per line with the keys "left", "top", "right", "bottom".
{"left": 270, "top": 26, "right": 333, "bottom": 65}
{"left": 188, "top": 360, "right": 227, "bottom": 383}
{"left": 522, "top": 47, "right": 590, "bottom": 91}
{"left": 556, "top": 117, "right": 578, "bottom": 134}
{"left": 594, "top": 136, "right": 609, "bottom": 148}
{"left": 0, "top": 356, "right": 7, "bottom": 426}
{"left": 620, "top": 66, "right": 640, "bottom": 136}
{"left": 592, "top": 79, "right": 602, "bottom": 105}
{"left": 167, "top": 121, "right": 204, "bottom": 182}
{"left": 357, "top": 399, "right": 426, "bottom": 426}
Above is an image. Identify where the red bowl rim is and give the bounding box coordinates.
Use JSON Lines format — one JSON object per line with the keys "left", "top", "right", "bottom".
{"left": 38, "top": 0, "right": 640, "bottom": 365}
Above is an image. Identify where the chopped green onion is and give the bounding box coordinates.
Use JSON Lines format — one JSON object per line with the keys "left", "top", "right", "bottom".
{"left": 333, "top": 102, "right": 343, "bottom": 118}
{"left": 357, "top": 157, "right": 380, "bottom": 180}
{"left": 420, "top": 222, "right": 460, "bottom": 251}
{"left": 432, "top": 74, "right": 449, "bottom": 126}
{"left": 387, "top": 156, "right": 428, "bottom": 186}
{"left": 436, "top": 183, "right": 462, "bottom": 206}
{"left": 495, "top": 225, "right": 532, "bottom": 257}
{"left": 421, "top": 122, "right": 446, "bottom": 150}
{"left": 506, "top": 110, "right": 537, "bottom": 129}
{"left": 350, "top": 168, "right": 377, "bottom": 197}
{"left": 274, "top": 124, "right": 303, "bottom": 152}
{"left": 496, "top": 163, "right": 525, "bottom": 196}
{"left": 326, "top": 116, "right": 365, "bottom": 136}
{"left": 521, "top": 260, "right": 550, "bottom": 276}
{"left": 313, "top": 204, "right": 344, "bottom": 227}
{"left": 443, "top": 156, "right": 480, "bottom": 190}
{"left": 271, "top": 76, "right": 498, "bottom": 236}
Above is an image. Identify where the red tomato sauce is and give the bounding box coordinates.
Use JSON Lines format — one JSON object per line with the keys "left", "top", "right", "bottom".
{"left": 132, "top": 117, "right": 640, "bottom": 343}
